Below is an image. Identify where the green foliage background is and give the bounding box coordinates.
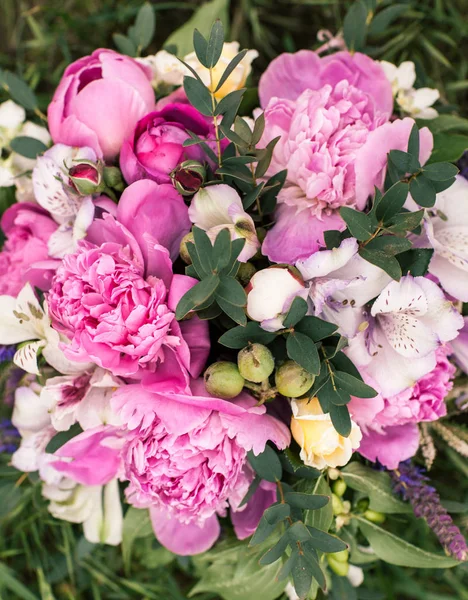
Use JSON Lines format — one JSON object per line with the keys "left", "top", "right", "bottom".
{"left": 1, "top": 1, "right": 468, "bottom": 599}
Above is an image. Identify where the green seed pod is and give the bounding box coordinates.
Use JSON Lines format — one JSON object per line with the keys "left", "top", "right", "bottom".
{"left": 238, "top": 343, "right": 275, "bottom": 383}
{"left": 332, "top": 549, "right": 349, "bottom": 563}
{"left": 356, "top": 498, "right": 370, "bottom": 513}
{"left": 237, "top": 262, "right": 256, "bottom": 287}
{"left": 333, "top": 479, "right": 347, "bottom": 498}
{"left": 327, "top": 555, "right": 349, "bottom": 577}
{"left": 179, "top": 232, "right": 194, "bottom": 265}
{"left": 204, "top": 362, "right": 245, "bottom": 399}
{"left": 332, "top": 493, "right": 344, "bottom": 516}
{"left": 275, "top": 360, "right": 314, "bottom": 398}
{"left": 363, "top": 509, "right": 386, "bottom": 524}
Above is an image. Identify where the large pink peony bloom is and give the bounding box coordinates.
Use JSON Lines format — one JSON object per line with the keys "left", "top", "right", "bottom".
{"left": 47, "top": 49, "right": 155, "bottom": 161}
{"left": 259, "top": 50, "right": 393, "bottom": 116}
{"left": 48, "top": 180, "right": 207, "bottom": 387}
{"left": 349, "top": 347, "right": 455, "bottom": 469}
{"left": 0, "top": 203, "right": 58, "bottom": 296}
{"left": 112, "top": 380, "right": 290, "bottom": 555}
{"left": 261, "top": 83, "right": 433, "bottom": 263}
{"left": 120, "top": 103, "right": 218, "bottom": 185}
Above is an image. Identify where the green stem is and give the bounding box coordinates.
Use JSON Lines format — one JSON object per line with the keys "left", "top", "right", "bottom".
{"left": 209, "top": 66, "right": 223, "bottom": 170}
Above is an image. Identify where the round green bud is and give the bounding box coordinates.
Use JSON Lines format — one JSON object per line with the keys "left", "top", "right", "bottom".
{"left": 327, "top": 555, "right": 349, "bottom": 577}
{"left": 363, "top": 509, "right": 386, "bottom": 524}
{"left": 356, "top": 498, "right": 369, "bottom": 513}
{"left": 179, "top": 232, "right": 194, "bottom": 265}
{"left": 332, "top": 549, "right": 349, "bottom": 563}
{"left": 237, "top": 262, "right": 256, "bottom": 287}
{"left": 275, "top": 360, "right": 315, "bottom": 398}
{"left": 332, "top": 493, "right": 344, "bottom": 516}
{"left": 237, "top": 343, "right": 275, "bottom": 383}
{"left": 333, "top": 479, "right": 347, "bottom": 498}
{"left": 204, "top": 362, "right": 245, "bottom": 399}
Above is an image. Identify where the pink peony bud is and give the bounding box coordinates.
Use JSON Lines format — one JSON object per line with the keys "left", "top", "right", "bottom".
{"left": 69, "top": 161, "right": 103, "bottom": 195}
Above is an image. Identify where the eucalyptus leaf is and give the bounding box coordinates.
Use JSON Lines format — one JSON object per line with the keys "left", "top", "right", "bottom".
{"left": 329, "top": 404, "right": 351, "bottom": 437}
{"left": 218, "top": 322, "right": 276, "bottom": 349}
{"left": 175, "top": 274, "right": 219, "bottom": 319}
{"left": 340, "top": 207, "right": 375, "bottom": 241}
{"left": 133, "top": 2, "right": 155, "bottom": 50}
{"left": 113, "top": 33, "right": 137, "bottom": 56}
{"left": 10, "top": 136, "right": 47, "bottom": 158}
{"left": 343, "top": 0, "right": 368, "bottom": 52}
{"left": 286, "top": 332, "right": 320, "bottom": 375}
{"left": 359, "top": 248, "right": 402, "bottom": 280}
{"left": 183, "top": 76, "right": 214, "bottom": 117}
{"left": 215, "top": 49, "right": 248, "bottom": 93}
{"left": 248, "top": 446, "right": 282, "bottom": 482}
{"left": 206, "top": 20, "right": 225, "bottom": 68}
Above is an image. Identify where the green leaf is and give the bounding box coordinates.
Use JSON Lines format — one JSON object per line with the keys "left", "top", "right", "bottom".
{"left": 376, "top": 182, "right": 410, "bottom": 223}
{"left": 250, "top": 504, "right": 291, "bottom": 546}
{"left": 368, "top": 4, "right": 409, "bottom": 35}
{"left": 122, "top": 507, "right": 154, "bottom": 572}
{"left": 340, "top": 207, "right": 375, "bottom": 241}
{"left": 359, "top": 248, "right": 402, "bottom": 280}
{"left": 190, "top": 539, "right": 286, "bottom": 600}
{"left": 306, "top": 527, "right": 348, "bottom": 553}
{"left": 281, "top": 448, "right": 321, "bottom": 480}
{"left": 175, "top": 274, "right": 219, "bottom": 319}
{"left": 329, "top": 405, "right": 351, "bottom": 437}
{"left": 3, "top": 71, "right": 38, "bottom": 110}
{"left": 206, "top": 20, "right": 225, "bottom": 68}
{"left": 259, "top": 533, "right": 290, "bottom": 565}
{"left": 426, "top": 114, "right": 468, "bottom": 134}
{"left": 215, "top": 89, "right": 245, "bottom": 116}
{"left": 284, "top": 493, "right": 330, "bottom": 511}
{"left": 46, "top": 423, "right": 83, "bottom": 453}
{"left": 324, "top": 230, "right": 342, "bottom": 250}
{"left": 329, "top": 351, "right": 360, "bottom": 379}
{"left": 183, "top": 76, "right": 214, "bottom": 117}
{"left": 385, "top": 210, "right": 424, "bottom": 234}
{"left": 248, "top": 446, "right": 282, "bottom": 482}
{"left": 255, "top": 136, "right": 281, "bottom": 178}
{"left": 0, "top": 563, "right": 38, "bottom": 600}
{"left": 133, "top": 2, "right": 155, "bottom": 50}
{"left": 388, "top": 150, "right": 419, "bottom": 174}
{"left": 217, "top": 296, "right": 247, "bottom": 326}
{"left": 407, "top": 122, "right": 420, "bottom": 158}
{"left": 187, "top": 243, "right": 208, "bottom": 279}
{"left": 295, "top": 316, "right": 338, "bottom": 342}
{"left": 243, "top": 182, "right": 265, "bottom": 210}
{"left": 193, "top": 29, "right": 209, "bottom": 67}
{"left": 342, "top": 463, "right": 411, "bottom": 514}
{"left": 113, "top": 33, "right": 137, "bottom": 56}
{"left": 343, "top": 0, "right": 368, "bottom": 52}
{"left": 334, "top": 371, "right": 377, "bottom": 398}
{"left": 238, "top": 474, "right": 261, "bottom": 509}
{"left": 251, "top": 112, "right": 265, "bottom": 145}
{"left": 397, "top": 248, "right": 434, "bottom": 277}
{"left": 215, "top": 49, "right": 248, "bottom": 93}
{"left": 283, "top": 297, "right": 309, "bottom": 328}
{"left": 299, "top": 476, "right": 334, "bottom": 532}
{"left": 365, "top": 236, "right": 412, "bottom": 256}
{"left": 216, "top": 276, "right": 246, "bottom": 307}
{"left": 193, "top": 226, "right": 214, "bottom": 273}
{"left": 423, "top": 162, "right": 459, "bottom": 181}
{"left": 164, "top": 0, "right": 229, "bottom": 58}
{"left": 287, "top": 332, "right": 320, "bottom": 375}
{"left": 212, "top": 227, "right": 232, "bottom": 272}
{"left": 10, "top": 136, "right": 47, "bottom": 158}
{"left": 430, "top": 133, "right": 468, "bottom": 163}
{"left": 356, "top": 517, "right": 461, "bottom": 568}
{"left": 218, "top": 321, "right": 276, "bottom": 349}
{"left": 292, "top": 552, "right": 314, "bottom": 599}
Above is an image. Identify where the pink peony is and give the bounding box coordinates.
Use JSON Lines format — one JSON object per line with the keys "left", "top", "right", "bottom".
{"left": 0, "top": 203, "right": 58, "bottom": 296}
{"left": 112, "top": 379, "right": 290, "bottom": 555}
{"left": 120, "top": 103, "right": 217, "bottom": 185}
{"left": 48, "top": 180, "right": 207, "bottom": 386}
{"left": 349, "top": 347, "right": 455, "bottom": 469}
{"left": 259, "top": 50, "right": 393, "bottom": 116}
{"left": 47, "top": 49, "right": 155, "bottom": 161}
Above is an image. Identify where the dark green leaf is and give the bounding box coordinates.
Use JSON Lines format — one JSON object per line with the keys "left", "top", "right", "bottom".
{"left": 46, "top": 423, "right": 83, "bottom": 453}
{"left": 388, "top": 150, "right": 419, "bottom": 174}
{"left": 3, "top": 72, "right": 38, "bottom": 110}
{"left": 250, "top": 504, "right": 290, "bottom": 546}
{"left": 432, "top": 177, "right": 456, "bottom": 193}
{"left": 365, "top": 236, "right": 412, "bottom": 256}
{"left": 197, "top": 302, "right": 222, "bottom": 320}
{"left": 317, "top": 378, "right": 335, "bottom": 413}
{"left": 243, "top": 182, "right": 265, "bottom": 210}
{"left": 340, "top": 207, "right": 375, "bottom": 241}
{"left": 343, "top": 0, "right": 368, "bottom": 52}
{"left": 251, "top": 112, "right": 265, "bottom": 145}
{"left": 295, "top": 316, "right": 338, "bottom": 342}
{"left": 306, "top": 527, "right": 348, "bottom": 553}
{"left": 368, "top": 4, "right": 409, "bottom": 35}
{"left": 219, "top": 124, "right": 249, "bottom": 148}
{"left": 215, "top": 49, "right": 248, "bottom": 92}
{"left": 430, "top": 133, "right": 468, "bottom": 163}
{"left": 175, "top": 274, "right": 219, "bottom": 319}
{"left": 259, "top": 533, "right": 290, "bottom": 565}
{"left": 281, "top": 448, "right": 321, "bottom": 480}
{"left": 407, "top": 122, "right": 420, "bottom": 158}
{"left": 385, "top": 210, "right": 424, "bottom": 233}
{"left": 409, "top": 175, "right": 436, "bottom": 207}
{"left": 283, "top": 297, "right": 309, "bottom": 328}
{"left": 216, "top": 276, "right": 246, "bottom": 307}
{"left": 10, "top": 136, "right": 47, "bottom": 158}
{"left": 184, "top": 130, "right": 218, "bottom": 163}
{"left": 292, "top": 553, "right": 314, "bottom": 599}
{"left": 396, "top": 248, "right": 434, "bottom": 277}
{"left": 133, "top": 2, "right": 155, "bottom": 50}
{"left": 183, "top": 76, "right": 213, "bottom": 117}
{"left": 206, "top": 20, "right": 224, "bottom": 68}
{"left": 324, "top": 230, "right": 343, "bottom": 250}
{"left": 423, "top": 162, "right": 459, "bottom": 181}
{"left": 287, "top": 332, "right": 320, "bottom": 375}
{"left": 215, "top": 88, "right": 245, "bottom": 116}
{"left": 238, "top": 474, "right": 261, "bottom": 509}
{"left": 113, "top": 33, "right": 137, "bottom": 56}
{"left": 277, "top": 551, "right": 298, "bottom": 581}
{"left": 376, "top": 182, "right": 410, "bottom": 222}
{"left": 302, "top": 545, "right": 327, "bottom": 591}
{"left": 212, "top": 228, "right": 231, "bottom": 272}
{"left": 284, "top": 493, "right": 329, "bottom": 511}
{"left": 193, "top": 226, "right": 214, "bottom": 273}
{"left": 329, "top": 388, "right": 351, "bottom": 406}
{"left": 218, "top": 321, "right": 276, "bottom": 349}
{"left": 330, "top": 405, "right": 352, "bottom": 437}
{"left": 187, "top": 242, "right": 208, "bottom": 279}
{"left": 330, "top": 352, "right": 363, "bottom": 380}
{"left": 216, "top": 296, "right": 247, "bottom": 326}
{"left": 216, "top": 164, "right": 253, "bottom": 183}
{"left": 248, "top": 446, "right": 282, "bottom": 482}
{"left": 359, "top": 248, "right": 402, "bottom": 280}
{"left": 334, "top": 371, "right": 377, "bottom": 398}
{"left": 193, "top": 29, "right": 209, "bottom": 67}
{"left": 255, "top": 136, "right": 280, "bottom": 178}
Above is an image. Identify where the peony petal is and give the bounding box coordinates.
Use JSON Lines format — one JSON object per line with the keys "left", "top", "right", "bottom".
{"left": 357, "top": 423, "right": 419, "bottom": 469}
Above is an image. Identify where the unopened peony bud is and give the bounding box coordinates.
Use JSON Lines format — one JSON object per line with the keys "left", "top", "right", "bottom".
{"left": 237, "top": 343, "right": 275, "bottom": 383}
{"left": 103, "top": 166, "right": 125, "bottom": 191}
{"left": 204, "top": 362, "right": 245, "bottom": 399}
{"left": 275, "top": 360, "right": 314, "bottom": 398}
{"left": 172, "top": 160, "right": 205, "bottom": 196}
{"left": 327, "top": 555, "right": 349, "bottom": 577}
{"left": 180, "top": 232, "right": 194, "bottom": 265}
{"left": 333, "top": 480, "right": 347, "bottom": 497}
{"left": 363, "top": 509, "right": 386, "bottom": 524}
{"left": 69, "top": 160, "right": 103, "bottom": 195}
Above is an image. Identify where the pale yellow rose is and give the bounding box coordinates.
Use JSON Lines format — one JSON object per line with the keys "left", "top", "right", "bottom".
{"left": 290, "top": 397, "right": 362, "bottom": 470}
{"left": 184, "top": 42, "right": 258, "bottom": 100}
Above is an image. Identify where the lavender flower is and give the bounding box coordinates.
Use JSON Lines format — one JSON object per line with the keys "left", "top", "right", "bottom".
{"left": 392, "top": 460, "right": 468, "bottom": 561}
{"left": 0, "top": 419, "right": 20, "bottom": 453}
{"left": 0, "top": 345, "right": 15, "bottom": 363}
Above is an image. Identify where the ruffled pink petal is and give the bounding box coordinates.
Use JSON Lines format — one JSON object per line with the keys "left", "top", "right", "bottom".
{"left": 232, "top": 481, "right": 277, "bottom": 540}
{"left": 357, "top": 424, "right": 420, "bottom": 469}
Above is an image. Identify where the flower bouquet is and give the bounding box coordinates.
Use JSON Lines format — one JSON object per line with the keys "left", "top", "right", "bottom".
{"left": 1, "top": 1, "right": 468, "bottom": 598}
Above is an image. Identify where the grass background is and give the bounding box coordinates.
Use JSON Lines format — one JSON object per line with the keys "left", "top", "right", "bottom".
{"left": 0, "top": 1, "right": 468, "bottom": 598}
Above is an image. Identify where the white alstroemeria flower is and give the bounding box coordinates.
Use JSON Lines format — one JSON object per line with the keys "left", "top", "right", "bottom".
{"left": 0, "top": 283, "right": 91, "bottom": 375}
{"left": 33, "top": 144, "right": 96, "bottom": 257}
{"left": 189, "top": 184, "right": 260, "bottom": 261}
{"left": 380, "top": 60, "right": 439, "bottom": 120}
{"left": 137, "top": 50, "right": 187, "bottom": 87}
{"left": 43, "top": 477, "right": 123, "bottom": 545}
{"left": 348, "top": 565, "right": 365, "bottom": 587}
{"left": 418, "top": 176, "right": 468, "bottom": 301}
{"left": 347, "top": 275, "right": 463, "bottom": 397}
{"left": 246, "top": 266, "right": 308, "bottom": 332}
{"left": 296, "top": 238, "right": 391, "bottom": 337}
{"left": 42, "top": 368, "right": 123, "bottom": 432}
{"left": 0, "top": 100, "right": 26, "bottom": 149}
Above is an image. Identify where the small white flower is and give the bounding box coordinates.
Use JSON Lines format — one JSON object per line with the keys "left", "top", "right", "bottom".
{"left": 0, "top": 100, "right": 26, "bottom": 149}
{"left": 348, "top": 565, "right": 364, "bottom": 587}
{"left": 137, "top": 50, "right": 187, "bottom": 87}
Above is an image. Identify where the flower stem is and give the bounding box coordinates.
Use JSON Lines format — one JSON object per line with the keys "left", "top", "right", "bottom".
{"left": 209, "top": 67, "right": 223, "bottom": 169}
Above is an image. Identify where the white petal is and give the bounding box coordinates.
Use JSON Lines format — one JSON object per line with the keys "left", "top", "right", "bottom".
{"left": 11, "top": 425, "right": 56, "bottom": 473}
{"left": 378, "top": 311, "right": 438, "bottom": 357}
{"left": 429, "top": 253, "right": 468, "bottom": 302}
{"left": 14, "top": 340, "right": 46, "bottom": 374}
{"left": 0, "top": 295, "right": 36, "bottom": 343}
{"left": 73, "top": 196, "right": 95, "bottom": 240}
{"left": 396, "top": 62, "right": 416, "bottom": 90}
{"left": 411, "top": 87, "right": 440, "bottom": 110}
{"left": 12, "top": 386, "right": 51, "bottom": 432}
{"left": 297, "top": 238, "right": 359, "bottom": 280}
{"left": 189, "top": 184, "right": 243, "bottom": 229}
{"left": 0, "top": 100, "right": 26, "bottom": 130}
{"left": 371, "top": 276, "right": 428, "bottom": 318}
{"left": 42, "top": 337, "right": 93, "bottom": 375}
{"left": 247, "top": 268, "right": 305, "bottom": 323}
{"left": 83, "top": 488, "right": 105, "bottom": 543}
{"left": 416, "top": 276, "right": 464, "bottom": 342}
{"left": 48, "top": 225, "right": 76, "bottom": 258}
{"left": 100, "top": 479, "right": 123, "bottom": 545}
{"left": 434, "top": 176, "right": 468, "bottom": 226}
